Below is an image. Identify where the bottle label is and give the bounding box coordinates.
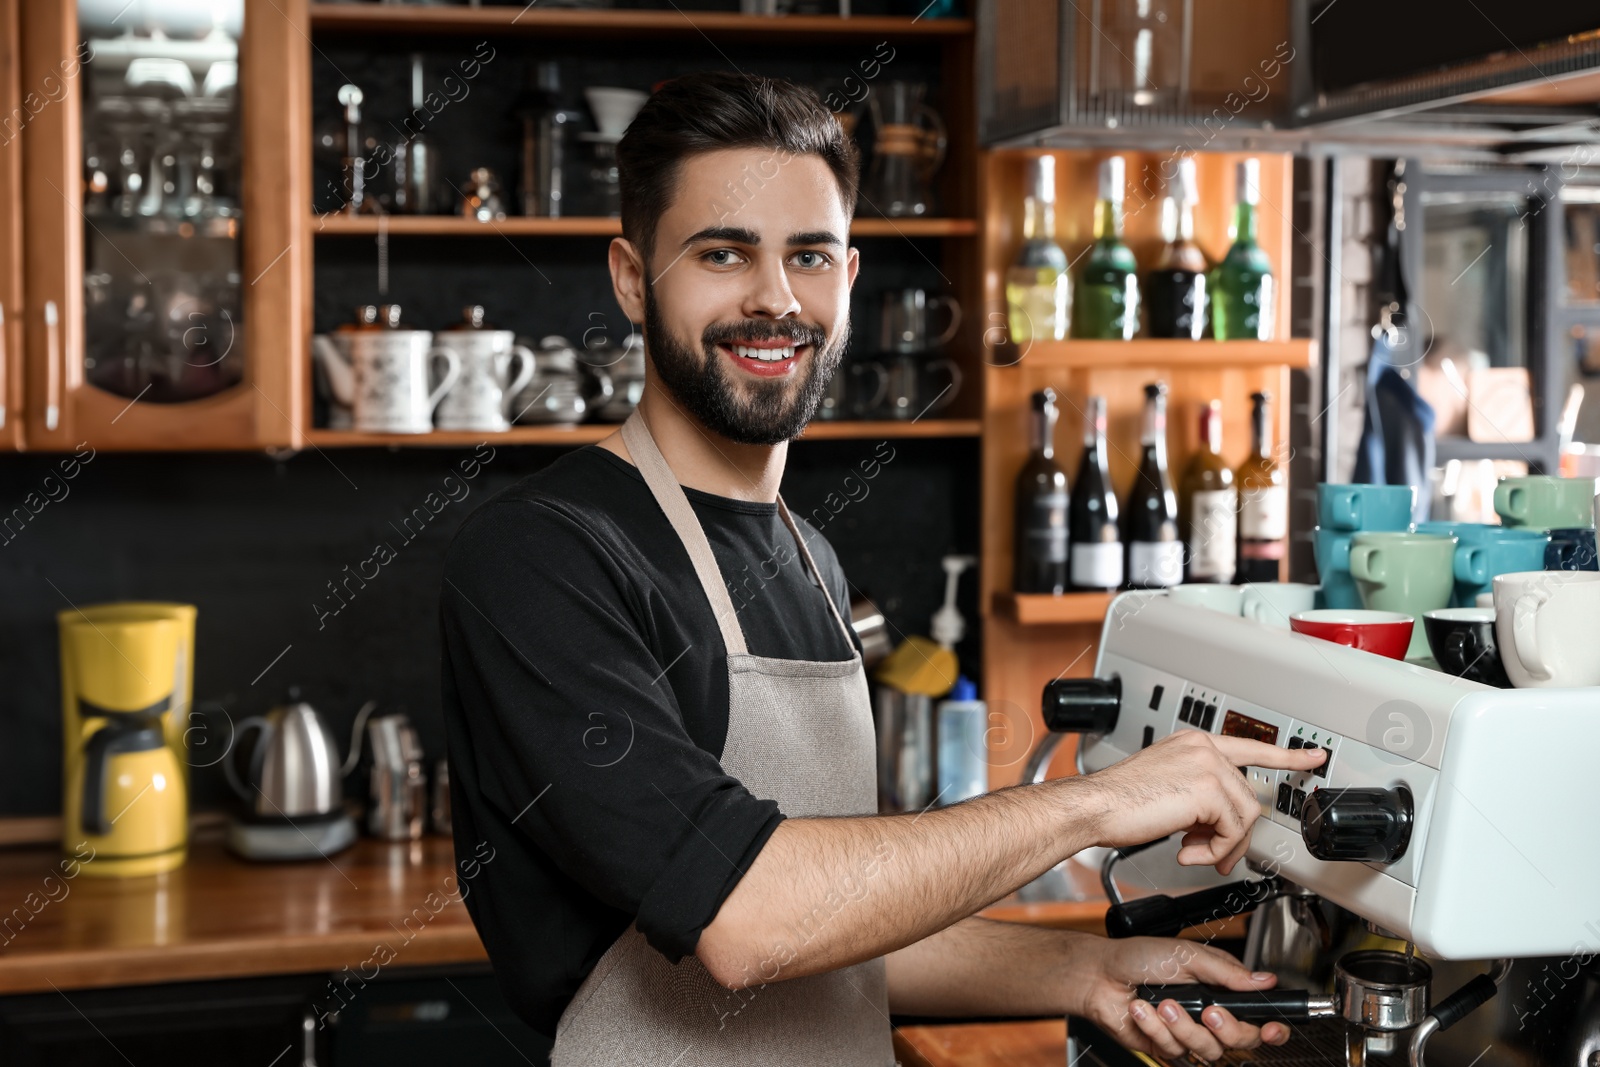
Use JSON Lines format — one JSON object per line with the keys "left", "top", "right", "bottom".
{"left": 1071, "top": 541, "right": 1123, "bottom": 589}
{"left": 1241, "top": 484, "right": 1288, "bottom": 540}
{"left": 1025, "top": 492, "right": 1070, "bottom": 563}
{"left": 1128, "top": 540, "right": 1183, "bottom": 587}
{"left": 1189, "top": 489, "right": 1238, "bottom": 579}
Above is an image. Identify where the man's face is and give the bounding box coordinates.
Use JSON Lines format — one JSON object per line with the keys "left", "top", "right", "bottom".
{"left": 632, "top": 147, "right": 858, "bottom": 446}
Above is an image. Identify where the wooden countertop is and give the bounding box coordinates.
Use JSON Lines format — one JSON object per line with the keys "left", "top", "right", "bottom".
{"left": 0, "top": 832, "right": 487, "bottom": 994}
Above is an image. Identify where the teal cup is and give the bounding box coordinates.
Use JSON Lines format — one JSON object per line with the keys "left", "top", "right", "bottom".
{"left": 1313, "top": 527, "right": 1361, "bottom": 609}
{"left": 1442, "top": 525, "right": 1549, "bottom": 606}
{"left": 1493, "top": 476, "right": 1597, "bottom": 530}
{"left": 1318, "top": 483, "right": 1415, "bottom": 533}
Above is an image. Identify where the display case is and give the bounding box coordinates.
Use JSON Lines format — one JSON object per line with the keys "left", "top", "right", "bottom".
{"left": 0, "top": 0, "right": 22, "bottom": 451}
{"left": 17, "top": 0, "right": 305, "bottom": 451}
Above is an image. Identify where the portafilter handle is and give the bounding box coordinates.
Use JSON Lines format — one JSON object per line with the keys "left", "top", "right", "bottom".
{"left": 1133, "top": 985, "right": 1337, "bottom": 1022}
{"left": 1105, "top": 876, "right": 1283, "bottom": 939}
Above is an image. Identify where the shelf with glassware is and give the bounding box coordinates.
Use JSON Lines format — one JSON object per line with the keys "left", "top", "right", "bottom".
{"left": 10, "top": 0, "right": 307, "bottom": 453}
{"left": 306, "top": 3, "right": 973, "bottom": 42}
{"left": 311, "top": 216, "right": 980, "bottom": 239}
{"left": 976, "top": 147, "right": 1301, "bottom": 787}
{"left": 302, "top": 418, "right": 983, "bottom": 450}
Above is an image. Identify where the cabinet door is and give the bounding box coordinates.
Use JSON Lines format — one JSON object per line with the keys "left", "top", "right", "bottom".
{"left": 0, "top": 0, "right": 22, "bottom": 451}
{"left": 20, "top": 0, "right": 305, "bottom": 451}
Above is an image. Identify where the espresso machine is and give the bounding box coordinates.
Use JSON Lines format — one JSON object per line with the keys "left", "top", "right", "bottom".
{"left": 1032, "top": 592, "right": 1600, "bottom": 1066}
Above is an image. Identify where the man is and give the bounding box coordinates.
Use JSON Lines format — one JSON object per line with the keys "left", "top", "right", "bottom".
{"left": 439, "top": 71, "right": 1326, "bottom": 1065}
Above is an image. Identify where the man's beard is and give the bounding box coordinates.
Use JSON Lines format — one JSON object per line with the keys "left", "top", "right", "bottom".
{"left": 643, "top": 283, "right": 847, "bottom": 446}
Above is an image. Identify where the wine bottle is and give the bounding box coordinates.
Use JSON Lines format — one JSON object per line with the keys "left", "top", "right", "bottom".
{"left": 1123, "top": 382, "right": 1182, "bottom": 589}
{"left": 1072, "top": 157, "right": 1140, "bottom": 341}
{"left": 1145, "top": 158, "right": 1209, "bottom": 340}
{"left": 1210, "top": 158, "right": 1276, "bottom": 341}
{"left": 1178, "top": 399, "right": 1237, "bottom": 583}
{"left": 1069, "top": 395, "right": 1123, "bottom": 591}
{"left": 1013, "top": 388, "right": 1071, "bottom": 595}
{"left": 1236, "top": 390, "right": 1287, "bottom": 582}
{"left": 1005, "top": 156, "right": 1071, "bottom": 346}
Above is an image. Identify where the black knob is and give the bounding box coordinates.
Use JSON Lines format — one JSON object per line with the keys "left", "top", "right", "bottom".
{"left": 1301, "top": 785, "right": 1413, "bottom": 863}
{"left": 1041, "top": 676, "right": 1120, "bottom": 735}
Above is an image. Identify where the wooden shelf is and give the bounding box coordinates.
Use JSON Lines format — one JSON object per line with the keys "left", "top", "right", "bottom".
{"left": 798, "top": 419, "right": 980, "bottom": 439}
{"left": 996, "top": 339, "right": 1318, "bottom": 370}
{"left": 992, "top": 591, "right": 1117, "bottom": 626}
{"left": 307, "top": 4, "right": 973, "bottom": 41}
{"left": 302, "top": 419, "right": 979, "bottom": 449}
{"left": 312, "top": 215, "right": 977, "bottom": 239}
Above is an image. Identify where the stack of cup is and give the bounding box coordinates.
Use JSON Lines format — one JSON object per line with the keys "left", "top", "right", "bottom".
{"left": 1347, "top": 530, "right": 1456, "bottom": 660}
{"left": 1314, "top": 485, "right": 1413, "bottom": 610}
{"left": 1414, "top": 521, "right": 1549, "bottom": 606}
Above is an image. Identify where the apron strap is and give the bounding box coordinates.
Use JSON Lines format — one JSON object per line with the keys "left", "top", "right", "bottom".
{"left": 775, "top": 498, "right": 858, "bottom": 651}
{"left": 621, "top": 410, "right": 749, "bottom": 656}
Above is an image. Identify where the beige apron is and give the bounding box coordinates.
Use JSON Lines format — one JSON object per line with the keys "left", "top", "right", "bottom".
{"left": 551, "top": 410, "right": 893, "bottom": 1066}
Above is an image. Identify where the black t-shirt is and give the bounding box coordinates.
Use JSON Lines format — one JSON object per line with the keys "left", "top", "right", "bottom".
{"left": 439, "top": 445, "right": 859, "bottom": 1039}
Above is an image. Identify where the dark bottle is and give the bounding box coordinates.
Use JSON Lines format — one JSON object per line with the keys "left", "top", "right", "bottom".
{"left": 1013, "top": 388, "right": 1071, "bottom": 595}
{"left": 1071, "top": 156, "right": 1140, "bottom": 341}
{"left": 1123, "top": 382, "right": 1182, "bottom": 589}
{"left": 1145, "top": 157, "right": 1209, "bottom": 340}
{"left": 1069, "top": 395, "right": 1123, "bottom": 591}
{"left": 1236, "top": 390, "right": 1287, "bottom": 582}
{"left": 1178, "top": 399, "right": 1237, "bottom": 583}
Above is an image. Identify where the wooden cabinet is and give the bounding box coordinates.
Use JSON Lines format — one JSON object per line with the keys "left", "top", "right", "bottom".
{"left": 15, "top": 0, "right": 305, "bottom": 452}
{"left": 0, "top": 0, "right": 22, "bottom": 451}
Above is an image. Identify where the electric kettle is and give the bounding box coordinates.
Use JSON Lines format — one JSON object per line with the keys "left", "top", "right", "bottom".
{"left": 223, "top": 689, "right": 375, "bottom": 860}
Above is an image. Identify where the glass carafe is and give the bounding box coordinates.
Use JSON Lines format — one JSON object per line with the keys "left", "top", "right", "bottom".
{"left": 862, "top": 82, "right": 946, "bottom": 218}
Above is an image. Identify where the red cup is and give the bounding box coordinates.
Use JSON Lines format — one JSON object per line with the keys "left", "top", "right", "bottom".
{"left": 1289, "top": 609, "right": 1414, "bottom": 659}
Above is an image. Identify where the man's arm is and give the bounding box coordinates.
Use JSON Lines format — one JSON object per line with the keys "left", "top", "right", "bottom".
{"left": 695, "top": 730, "right": 1324, "bottom": 989}
{"left": 884, "top": 917, "right": 1293, "bottom": 1061}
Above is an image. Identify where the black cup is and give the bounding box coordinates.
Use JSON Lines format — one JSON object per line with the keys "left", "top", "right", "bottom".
{"left": 1423, "top": 608, "right": 1510, "bottom": 687}
{"left": 1545, "top": 527, "right": 1599, "bottom": 572}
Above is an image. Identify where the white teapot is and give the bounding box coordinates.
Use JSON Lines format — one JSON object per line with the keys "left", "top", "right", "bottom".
{"left": 312, "top": 305, "right": 459, "bottom": 434}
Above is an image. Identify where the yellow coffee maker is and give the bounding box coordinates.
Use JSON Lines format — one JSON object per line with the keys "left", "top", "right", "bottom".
{"left": 59, "top": 603, "right": 194, "bottom": 877}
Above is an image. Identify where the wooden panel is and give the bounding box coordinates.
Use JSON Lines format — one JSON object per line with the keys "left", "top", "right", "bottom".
{"left": 307, "top": 3, "right": 973, "bottom": 41}
{"left": 0, "top": 0, "right": 20, "bottom": 450}
{"left": 300, "top": 419, "right": 979, "bottom": 449}
{"left": 313, "top": 215, "right": 978, "bottom": 239}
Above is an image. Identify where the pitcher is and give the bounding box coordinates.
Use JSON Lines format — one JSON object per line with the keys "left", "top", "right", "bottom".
{"left": 863, "top": 82, "right": 945, "bottom": 217}
{"left": 432, "top": 306, "right": 537, "bottom": 433}
{"left": 312, "top": 305, "right": 459, "bottom": 434}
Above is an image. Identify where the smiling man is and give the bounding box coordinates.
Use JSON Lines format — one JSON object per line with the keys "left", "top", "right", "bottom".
{"left": 439, "top": 72, "right": 1325, "bottom": 1066}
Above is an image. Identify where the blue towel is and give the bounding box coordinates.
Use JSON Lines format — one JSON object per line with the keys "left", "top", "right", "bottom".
{"left": 1353, "top": 331, "right": 1436, "bottom": 524}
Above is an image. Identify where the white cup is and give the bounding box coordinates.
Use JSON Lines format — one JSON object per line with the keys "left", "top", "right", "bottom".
{"left": 1492, "top": 570, "right": 1600, "bottom": 688}
{"left": 432, "top": 331, "right": 537, "bottom": 433}
{"left": 1239, "top": 582, "right": 1321, "bottom": 629}
{"left": 1168, "top": 583, "right": 1244, "bottom": 615}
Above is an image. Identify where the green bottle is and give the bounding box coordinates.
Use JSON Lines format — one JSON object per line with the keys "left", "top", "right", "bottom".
{"left": 1072, "top": 157, "right": 1139, "bottom": 341}
{"left": 1004, "top": 155, "right": 1071, "bottom": 345}
{"left": 1210, "top": 158, "right": 1277, "bottom": 341}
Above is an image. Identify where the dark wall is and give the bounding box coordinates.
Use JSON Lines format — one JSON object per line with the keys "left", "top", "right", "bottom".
{"left": 0, "top": 437, "right": 979, "bottom": 816}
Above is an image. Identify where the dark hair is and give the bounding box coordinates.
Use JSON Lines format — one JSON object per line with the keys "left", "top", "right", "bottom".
{"left": 616, "top": 71, "right": 860, "bottom": 266}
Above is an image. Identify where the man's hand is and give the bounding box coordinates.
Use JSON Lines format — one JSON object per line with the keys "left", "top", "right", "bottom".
{"left": 1082, "top": 732, "right": 1326, "bottom": 874}
{"left": 1066, "top": 934, "right": 1292, "bottom": 1062}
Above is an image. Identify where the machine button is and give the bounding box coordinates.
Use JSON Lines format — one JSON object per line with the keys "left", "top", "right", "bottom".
{"left": 1287, "top": 737, "right": 1304, "bottom": 749}
{"left": 1179, "top": 695, "right": 1194, "bottom": 723}
{"left": 1290, "top": 788, "right": 1305, "bottom": 819}
{"left": 1276, "top": 783, "right": 1291, "bottom": 814}
{"left": 1141, "top": 725, "right": 1154, "bottom": 749}
{"left": 1314, "top": 747, "right": 1332, "bottom": 777}
{"left": 1200, "top": 704, "right": 1217, "bottom": 730}
{"left": 1149, "top": 685, "right": 1164, "bottom": 711}
{"left": 1301, "top": 785, "right": 1415, "bottom": 863}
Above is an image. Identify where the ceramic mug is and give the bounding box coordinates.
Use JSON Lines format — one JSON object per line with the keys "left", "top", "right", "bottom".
{"left": 1168, "top": 583, "right": 1244, "bottom": 615}
{"left": 1239, "top": 582, "right": 1320, "bottom": 629}
{"left": 1493, "top": 476, "right": 1597, "bottom": 530}
{"left": 1313, "top": 527, "right": 1361, "bottom": 610}
{"left": 313, "top": 331, "right": 460, "bottom": 434}
{"left": 1434, "top": 524, "right": 1549, "bottom": 606}
{"left": 1349, "top": 531, "right": 1456, "bottom": 659}
{"left": 1423, "top": 607, "right": 1510, "bottom": 687}
{"left": 1317, "top": 483, "right": 1414, "bottom": 533}
{"left": 1492, "top": 570, "right": 1600, "bottom": 688}
{"left": 1289, "top": 609, "right": 1414, "bottom": 660}
{"left": 432, "top": 331, "right": 537, "bottom": 433}
{"left": 1544, "top": 527, "right": 1599, "bottom": 572}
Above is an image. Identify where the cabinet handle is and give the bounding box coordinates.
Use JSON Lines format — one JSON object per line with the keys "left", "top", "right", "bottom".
{"left": 0, "top": 303, "right": 8, "bottom": 432}
{"left": 43, "top": 300, "right": 59, "bottom": 432}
